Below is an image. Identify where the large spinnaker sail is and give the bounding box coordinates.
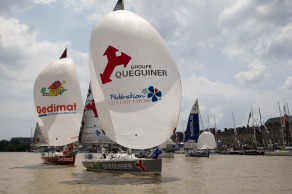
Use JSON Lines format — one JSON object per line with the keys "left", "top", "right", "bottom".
{"left": 34, "top": 50, "right": 83, "bottom": 146}
{"left": 185, "top": 99, "right": 200, "bottom": 143}
{"left": 79, "top": 83, "right": 115, "bottom": 144}
{"left": 32, "top": 123, "right": 49, "bottom": 147}
{"left": 89, "top": 10, "right": 182, "bottom": 149}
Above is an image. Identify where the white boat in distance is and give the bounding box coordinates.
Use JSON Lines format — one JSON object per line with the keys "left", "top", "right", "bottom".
{"left": 82, "top": 0, "right": 182, "bottom": 174}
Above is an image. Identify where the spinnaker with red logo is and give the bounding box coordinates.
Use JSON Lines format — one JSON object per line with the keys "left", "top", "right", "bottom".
{"left": 89, "top": 6, "right": 181, "bottom": 150}
{"left": 82, "top": 0, "right": 181, "bottom": 174}
{"left": 33, "top": 48, "right": 83, "bottom": 166}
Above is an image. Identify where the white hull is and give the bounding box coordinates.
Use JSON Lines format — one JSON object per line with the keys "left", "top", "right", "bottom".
{"left": 158, "top": 152, "right": 174, "bottom": 158}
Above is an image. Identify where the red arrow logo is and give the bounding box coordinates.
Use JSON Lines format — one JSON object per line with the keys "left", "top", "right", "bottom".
{"left": 100, "top": 45, "right": 131, "bottom": 84}
{"left": 135, "top": 159, "right": 146, "bottom": 172}
{"left": 85, "top": 99, "right": 98, "bottom": 118}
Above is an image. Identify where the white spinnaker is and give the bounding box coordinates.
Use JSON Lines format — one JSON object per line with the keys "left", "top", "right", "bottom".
{"left": 34, "top": 58, "right": 83, "bottom": 146}
{"left": 89, "top": 10, "right": 181, "bottom": 149}
{"left": 197, "top": 131, "right": 217, "bottom": 150}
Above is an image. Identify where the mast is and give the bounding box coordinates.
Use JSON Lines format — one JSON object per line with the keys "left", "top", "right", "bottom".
{"left": 251, "top": 107, "right": 257, "bottom": 147}
{"left": 278, "top": 102, "right": 285, "bottom": 145}
{"left": 232, "top": 112, "right": 237, "bottom": 148}
{"left": 214, "top": 116, "right": 217, "bottom": 142}
{"left": 258, "top": 108, "right": 266, "bottom": 145}
{"left": 182, "top": 119, "right": 185, "bottom": 143}
{"left": 199, "top": 108, "right": 204, "bottom": 132}
{"left": 286, "top": 103, "right": 292, "bottom": 146}
{"left": 207, "top": 115, "right": 210, "bottom": 132}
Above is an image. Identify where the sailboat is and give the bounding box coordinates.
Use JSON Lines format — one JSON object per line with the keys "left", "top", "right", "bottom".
{"left": 158, "top": 138, "right": 175, "bottom": 158}
{"left": 31, "top": 122, "right": 49, "bottom": 152}
{"left": 82, "top": 0, "right": 182, "bottom": 173}
{"left": 197, "top": 131, "right": 217, "bottom": 150}
{"left": 184, "top": 99, "right": 200, "bottom": 150}
{"left": 79, "top": 83, "right": 115, "bottom": 147}
{"left": 184, "top": 99, "right": 209, "bottom": 157}
{"left": 265, "top": 103, "right": 292, "bottom": 156}
{"left": 33, "top": 48, "right": 84, "bottom": 165}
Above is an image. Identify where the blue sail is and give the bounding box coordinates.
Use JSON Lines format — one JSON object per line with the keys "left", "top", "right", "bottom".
{"left": 185, "top": 99, "right": 200, "bottom": 143}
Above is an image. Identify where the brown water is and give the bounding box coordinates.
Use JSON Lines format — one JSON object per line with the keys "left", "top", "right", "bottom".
{"left": 0, "top": 152, "right": 291, "bottom": 194}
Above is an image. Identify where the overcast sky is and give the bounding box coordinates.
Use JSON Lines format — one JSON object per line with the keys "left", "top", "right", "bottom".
{"left": 1, "top": 0, "right": 292, "bottom": 140}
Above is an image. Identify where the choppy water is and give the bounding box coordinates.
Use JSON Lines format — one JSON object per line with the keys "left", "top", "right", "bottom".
{"left": 0, "top": 152, "right": 291, "bottom": 194}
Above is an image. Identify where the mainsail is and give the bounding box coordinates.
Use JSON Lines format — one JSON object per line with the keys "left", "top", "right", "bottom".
{"left": 185, "top": 99, "right": 200, "bottom": 144}
{"left": 79, "top": 83, "right": 115, "bottom": 144}
{"left": 32, "top": 123, "right": 49, "bottom": 147}
{"left": 89, "top": 10, "right": 182, "bottom": 149}
{"left": 33, "top": 48, "right": 83, "bottom": 146}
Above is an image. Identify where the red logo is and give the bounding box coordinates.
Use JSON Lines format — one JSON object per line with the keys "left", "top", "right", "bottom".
{"left": 135, "top": 159, "right": 146, "bottom": 172}
{"left": 85, "top": 99, "right": 98, "bottom": 117}
{"left": 100, "top": 45, "right": 131, "bottom": 84}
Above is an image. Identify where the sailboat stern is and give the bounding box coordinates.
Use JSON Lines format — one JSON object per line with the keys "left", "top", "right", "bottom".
{"left": 82, "top": 157, "right": 162, "bottom": 174}
{"left": 41, "top": 155, "right": 76, "bottom": 166}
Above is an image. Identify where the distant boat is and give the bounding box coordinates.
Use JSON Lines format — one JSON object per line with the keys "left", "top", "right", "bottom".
{"left": 33, "top": 48, "right": 83, "bottom": 165}
{"left": 184, "top": 99, "right": 209, "bottom": 157}
{"left": 265, "top": 149, "right": 292, "bottom": 156}
{"left": 78, "top": 83, "right": 115, "bottom": 145}
{"left": 158, "top": 139, "right": 175, "bottom": 158}
{"left": 197, "top": 131, "right": 217, "bottom": 150}
{"left": 264, "top": 103, "right": 292, "bottom": 156}
{"left": 184, "top": 99, "right": 200, "bottom": 150}
{"left": 31, "top": 123, "right": 49, "bottom": 152}
{"left": 82, "top": 0, "right": 181, "bottom": 173}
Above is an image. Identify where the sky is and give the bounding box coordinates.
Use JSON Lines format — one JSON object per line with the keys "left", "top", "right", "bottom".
{"left": 0, "top": 0, "right": 292, "bottom": 140}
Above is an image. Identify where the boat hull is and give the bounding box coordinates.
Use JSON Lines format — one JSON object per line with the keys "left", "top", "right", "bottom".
{"left": 158, "top": 152, "right": 174, "bottom": 158}
{"left": 265, "top": 151, "right": 292, "bottom": 156}
{"left": 185, "top": 150, "right": 209, "bottom": 157}
{"left": 82, "top": 158, "right": 162, "bottom": 174}
{"left": 41, "top": 155, "right": 76, "bottom": 166}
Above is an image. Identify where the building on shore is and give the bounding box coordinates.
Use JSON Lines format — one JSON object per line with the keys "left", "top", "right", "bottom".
{"left": 210, "top": 116, "right": 292, "bottom": 148}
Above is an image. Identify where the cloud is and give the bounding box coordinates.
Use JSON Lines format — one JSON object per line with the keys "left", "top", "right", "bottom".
{"left": 0, "top": 0, "right": 56, "bottom": 15}
{"left": 0, "top": 0, "right": 33, "bottom": 15}
{"left": 235, "top": 59, "right": 269, "bottom": 85}
{"left": 256, "top": 24, "right": 292, "bottom": 60}
{"left": 281, "top": 77, "right": 292, "bottom": 91}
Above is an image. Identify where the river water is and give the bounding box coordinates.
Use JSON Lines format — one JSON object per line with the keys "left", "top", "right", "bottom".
{"left": 0, "top": 152, "right": 291, "bottom": 194}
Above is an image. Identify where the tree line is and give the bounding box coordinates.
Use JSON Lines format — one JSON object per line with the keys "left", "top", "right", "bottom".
{"left": 0, "top": 139, "right": 31, "bottom": 152}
